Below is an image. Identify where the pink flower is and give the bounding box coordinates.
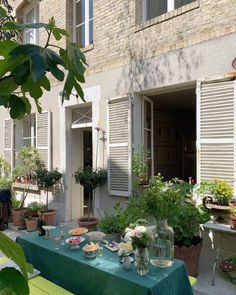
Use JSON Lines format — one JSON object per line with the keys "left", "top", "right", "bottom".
{"left": 135, "top": 231, "right": 143, "bottom": 239}
{"left": 129, "top": 230, "right": 137, "bottom": 238}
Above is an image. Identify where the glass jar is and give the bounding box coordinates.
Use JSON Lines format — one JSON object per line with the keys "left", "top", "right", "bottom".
{"left": 134, "top": 247, "right": 149, "bottom": 275}
{"left": 149, "top": 220, "right": 174, "bottom": 268}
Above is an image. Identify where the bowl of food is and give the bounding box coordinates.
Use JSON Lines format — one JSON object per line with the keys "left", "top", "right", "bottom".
{"left": 65, "top": 236, "right": 85, "bottom": 250}
{"left": 82, "top": 242, "right": 99, "bottom": 258}
{"left": 68, "top": 227, "right": 88, "bottom": 236}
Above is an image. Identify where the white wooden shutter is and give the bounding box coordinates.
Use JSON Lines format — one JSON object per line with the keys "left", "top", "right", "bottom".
{"left": 108, "top": 96, "right": 132, "bottom": 196}
{"left": 36, "top": 111, "right": 51, "bottom": 170}
{"left": 4, "top": 119, "right": 14, "bottom": 172}
{"left": 197, "top": 79, "right": 236, "bottom": 189}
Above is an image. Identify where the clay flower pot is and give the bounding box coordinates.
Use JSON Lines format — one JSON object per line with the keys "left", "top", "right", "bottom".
{"left": 230, "top": 214, "right": 236, "bottom": 229}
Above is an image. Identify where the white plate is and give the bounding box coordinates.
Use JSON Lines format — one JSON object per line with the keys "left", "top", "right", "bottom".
{"left": 65, "top": 236, "right": 85, "bottom": 244}
{"left": 68, "top": 228, "right": 88, "bottom": 236}
{"left": 42, "top": 226, "right": 56, "bottom": 231}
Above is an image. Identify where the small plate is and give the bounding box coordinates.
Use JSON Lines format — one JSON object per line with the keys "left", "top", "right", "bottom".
{"left": 42, "top": 226, "right": 56, "bottom": 231}
{"left": 65, "top": 236, "right": 85, "bottom": 244}
{"left": 68, "top": 228, "right": 88, "bottom": 236}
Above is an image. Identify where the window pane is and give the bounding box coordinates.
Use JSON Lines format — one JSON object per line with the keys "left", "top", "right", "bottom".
{"left": 26, "top": 8, "right": 34, "bottom": 23}
{"left": 23, "top": 117, "right": 31, "bottom": 138}
{"left": 144, "top": 100, "right": 151, "bottom": 129}
{"left": 144, "top": 130, "right": 152, "bottom": 158}
{"left": 89, "top": 19, "right": 93, "bottom": 44}
{"left": 146, "top": 0, "right": 167, "bottom": 20}
{"left": 76, "top": 24, "right": 85, "bottom": 46}
{"left": 76, "top": 0, "right": 85, "bottom": 25}
{"left": 89, "top": 0, "right": 93, "bottom": 19}
{"left": 25, "top": 29, "right": 35, "bottom": 44}
{"left": 23, "top": 138, "right": 31, "bottom": 147}
{"left": 175, "top": 0, "right": 194, "bottom": 9}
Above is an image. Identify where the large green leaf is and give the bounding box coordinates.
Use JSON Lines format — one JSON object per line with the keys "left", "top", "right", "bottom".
{"left": 0, "top": 96, "right": 10, "bottom": 107}
{"left": 0, "top": 78, "right": 18, "bottom": 96}
{"left": 2, "top": 21, "right": 50, "bottom": 31}
{"left": 9, "top": 95, "right": 26, "bottom": 119}
{"left": 12, "top": 61, "right": 30, "bottom": 85}
{"left": 0, "top": 56, "right": 24, "bottom": 78}
{"left": 52, "top": 28, "right": 68, "bottom": 41}
{"left": 0, "top": 41, "right": 18, "bottom": 58}
{"left": 0, "top": 232, "right": 33, "bottom": 280}
{"left": 0, "top": 268, "right": 29, "bottom": 295}
{"left": 0, "top": 288, "right": 16, "bottom": 295}
{"left": 0, "top": 6, "right": 7, "bottom": 17}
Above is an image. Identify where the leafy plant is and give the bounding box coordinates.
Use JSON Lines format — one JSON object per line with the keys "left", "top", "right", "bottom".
{"left": 231, "top": 207, "right": 236, "bottom": 217}
{"left": 0, "top": 156, "right": 10, "bottom": 177}
{"left": 36, "top": 168, "right": 62, "bottom": 210}
{"left": 74, "top": 167, "right": 107, "bottom": 219}
{"left": 11, "top": 197, "right": 21, "bottom": 209}
{"left": 211, "top": 179, "right": 233, "bottom": 205}
{"left": 27, "top": 201, "right": 45, "bottom": 212}
{"left": 132, "top": 145, "right": 148, "bottom": 191}
{"left": 0, "top": 0, "right": 16, "bottom": 41}
{"left": 0, "top": 16, "right": 86, "bottom": 119}
{"left": 0, "top": 177, "right": 12, "bottom": 191}
{"left": 98, "top": 203, "right": 126, "bottom": 234}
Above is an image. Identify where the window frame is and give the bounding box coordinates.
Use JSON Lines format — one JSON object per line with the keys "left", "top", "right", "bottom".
{"left": 23, "top": 4, "right": 39, "bottom": 44}
{"left": 142, "top": 0, "right": 193, "bottom": 21}
{"left": 73, "top": 0, "right": 93, "bottom": 47}
{"left": 22, "top": 115, "right": 36, "bottom": 148}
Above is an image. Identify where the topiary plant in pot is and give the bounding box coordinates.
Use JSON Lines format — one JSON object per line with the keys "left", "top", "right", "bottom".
{"left": 74, "top": 167, "right": 107, "bottom": 230}
{"left": 36, "top": 168, "right": 62, "bottom": 225}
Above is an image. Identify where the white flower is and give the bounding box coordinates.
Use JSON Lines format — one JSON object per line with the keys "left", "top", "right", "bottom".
{"left": 136, "top": 226, "right": 146, "bottom": 233}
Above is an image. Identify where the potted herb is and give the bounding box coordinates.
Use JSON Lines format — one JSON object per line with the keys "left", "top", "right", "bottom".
{"left": 74, "top": 167, "right": 107, "bottom": 229}
{"left": 36, "top": 168, "right": 62, "bottom": 225}
{"left": 202, "top": 179, "right": 233, "bottom": 223}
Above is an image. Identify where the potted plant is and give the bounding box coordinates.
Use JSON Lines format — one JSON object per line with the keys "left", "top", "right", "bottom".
{"left": 202, "top": 179, "right": 233, "bottom": 223}
{"left": 36, "top": 168, "right": 62, "bottom": 225}
{"left": 12, "top": 147, "right": 44, "bottom": 227}
{"left": 74, "top": 167, "right": 107, "bottom": 229}
{"left": 220, "top": 256, "right": 236, "bottom": 284}
{"left": 230, "top": 207, "right": 236, "bottom": 229}
{"left": 132, "top": 145, "right": 149, "bottom": 195}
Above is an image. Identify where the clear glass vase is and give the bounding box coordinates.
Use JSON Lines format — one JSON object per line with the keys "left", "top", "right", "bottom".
{"left": 134, "top": 248, "right": 149, "bottom": 275}
{"left": 149, "top": 220, "right": 174, "bottom": 268}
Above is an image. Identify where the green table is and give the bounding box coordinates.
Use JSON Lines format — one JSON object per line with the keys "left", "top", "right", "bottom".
{"left": 16, "top": 229, "right": 193, "bottom": 295}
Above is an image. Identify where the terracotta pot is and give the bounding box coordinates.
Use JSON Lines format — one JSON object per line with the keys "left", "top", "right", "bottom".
{"left": 174, "top": 239, "right": 203, "bottom": 277}
{"left": 230, "top": 214, "right": 236, "bottom": 229}
{"left": 78, "top": 217, "right": 99, "bottom": 231}
{"left": 38, "top": 209, "right": 56, "bottom": 226}
{"left": 11, "top": 208, "right": 27, "bottom": 226}
{"left": 25, "top": 218, "right": 38, "bottom": 232}
{"left": 203, "top": 196, "right": 230, "bottom": 223}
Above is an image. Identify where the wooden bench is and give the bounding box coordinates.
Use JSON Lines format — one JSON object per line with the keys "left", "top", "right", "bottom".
{"left": 0, "top": 257, "right": 74, "bottom": 295}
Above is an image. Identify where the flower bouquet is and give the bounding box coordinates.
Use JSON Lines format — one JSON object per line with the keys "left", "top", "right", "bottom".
{"left": 125, "top": 223, "right": 153, "bottom": 275}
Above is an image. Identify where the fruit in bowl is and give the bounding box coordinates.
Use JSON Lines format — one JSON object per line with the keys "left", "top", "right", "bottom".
{"left": 68, "top": 237, "right": 81, "bottom": 244}
{"left": 65, "top": 236, "right": 85, "bottom": 250}
{"left": 82, "top": 242, "right": 99, "bottom": 258}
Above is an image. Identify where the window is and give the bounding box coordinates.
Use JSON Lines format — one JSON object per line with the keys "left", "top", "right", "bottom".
{"left": 24, "top": 6, "right": 39, "bottom": 44}
{"left": 142, "top": 0, "right": 195, "bottom": 21}
{"left": 22, "top": 116, "right": 36, "bottom": 147}
{"left": 74, "top": 0, "right": 93, "bottom": 46}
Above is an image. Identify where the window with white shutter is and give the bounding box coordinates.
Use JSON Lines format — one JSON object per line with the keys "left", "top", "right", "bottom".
{"left": 36, "top": 111, "right": 51, "bottom": 170}
{"left": 107, "top": 97, "right": 132, "bottom": 196}
{"left": 197, "top": 79, "right": 236, "bottom": 191}
{"left": 4, "top": 119, "right": 14, "bottom": 172}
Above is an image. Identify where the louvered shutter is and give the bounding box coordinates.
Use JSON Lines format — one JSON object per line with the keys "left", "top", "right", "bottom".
{"left": 36, "top": 111, "right": 51, "bottom": 170}
{"left": 197, "top": 79, "right": 236, "bottom": 190}
{"left": 108, "top": 97, "right": 132, "bottom": 196}
{"left": 4, "top": 119, "right": 14, "bottom": 172}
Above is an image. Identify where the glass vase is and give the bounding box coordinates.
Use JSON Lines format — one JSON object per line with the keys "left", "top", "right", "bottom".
{"left": 149, "top": 220, "right": 174, "bottom": 268}
{"left": 134, "top": 248, "right": 149, "bottom": 275}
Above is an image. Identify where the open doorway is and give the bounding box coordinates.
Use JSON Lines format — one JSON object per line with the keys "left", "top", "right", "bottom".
{"left": 149, "top": 88, "right": 196, "bottom": 182}
{"left": 83, "top": 130, "right": 92, "bottom": 216}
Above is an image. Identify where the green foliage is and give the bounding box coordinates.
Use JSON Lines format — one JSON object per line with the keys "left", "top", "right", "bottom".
{"left": 0, "top": 1, "right": 16, "bottom": 41}
{"left": 231, "top": 207, "right": 236, "bottom": 217}
{"left": 0, "top": 231, "right": 33, "bottom": 295}
{"left": 132, "top": 145, "right": 148, "bottom": 190}
{"left": 229, "top": 256, "right": 236, "bottom": 266}
{"left": 0, "top": 178, "right": 12, "bottom": 191}
{"left": 98, "top": 203, "right": 126, "bottom": 234}
{"left": 11, "top": 197, "right": 21, "bottom": 209}
{"left": 27, "top": 201, "right": 45, "bottom": 212}
{"left": 74, "top": 167, "right": 107, "bottom": 192}
{"left": 0, "top": 17, "right": 86, "bottom": 119}
{"left": 211, "top": 179, "right": 233, "bottom": 205}
{"left": 36, "top": 167, "right": 62, "bottom": 209}
{"left": 0, "top": 157, "right": 10, "bottom": 178}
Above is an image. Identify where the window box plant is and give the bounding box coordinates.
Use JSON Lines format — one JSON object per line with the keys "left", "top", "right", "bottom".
{"left": 36, "top": 168, "right": 62, "bottom": 225}
{"left": 74, "top": 167, "right": 107, "bottom": 229}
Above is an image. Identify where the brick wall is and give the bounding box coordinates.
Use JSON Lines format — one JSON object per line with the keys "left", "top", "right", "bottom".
{"left": 11, "top": 0, "right": 236, "bottom": 78}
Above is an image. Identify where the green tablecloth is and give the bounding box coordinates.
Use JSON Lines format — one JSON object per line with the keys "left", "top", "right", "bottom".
{"left": 16, "top": 228, "right": 193, "bottom": 295}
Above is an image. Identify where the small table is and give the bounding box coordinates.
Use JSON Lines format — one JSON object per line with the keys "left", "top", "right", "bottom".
{"left": 16, "top": 228, "right": 193, "bottom": 295}
{"left": 203, "top": 221, "right": 236, "bottom": 286}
